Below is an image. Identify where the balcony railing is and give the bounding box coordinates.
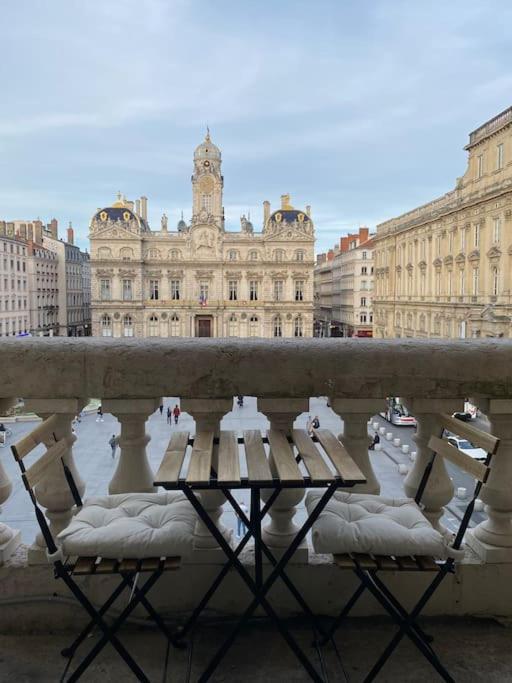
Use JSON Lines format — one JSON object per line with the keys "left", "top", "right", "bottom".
{"left": 1, "top": 337, "right": 512, "bottom": 629}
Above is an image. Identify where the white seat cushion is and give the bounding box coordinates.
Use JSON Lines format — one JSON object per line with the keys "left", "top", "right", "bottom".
{"left": 58, "top": 492, "right": 197, "bottom": 559}
{"left": 306, "top": 490, "right": 456, "bottom": 559}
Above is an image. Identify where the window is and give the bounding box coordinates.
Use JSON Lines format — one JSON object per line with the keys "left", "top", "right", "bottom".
{"left": 170, "top": 314, "right": 180, "bottom": 336}
{"left": 420, "top": 271, "right": 426, "bottom": 296}
{"left": 497, "top": 143, "right": 504, "bottom": 170}
{"left": 228, "top": 280, "right": 238, "bottom": 301}
{"left": 201, "top": 194, "right": 212, "bottom": 213}
{"left": 362, "top": 251, "right": 367, "bottom": 260}
{"left": 294, "top": 315, "right": 303, "bottom": 337}
{"left": 448, "top": 271, "right": 452, "bottom": 296}
{"left": 149, "top": 279, "right": 159, "bottom": 300}
{"left": 123, "top": 314, "right": 133, "bottom": 337}
{"left": 477, "top": 154, "right": 484, "bottom": 179}
{"left": 369, "top": 312, "right": 373, "bottom": 323}
{"left": 120, "top": 247, "right": 133, "bottom": 260}
{"left": 171, "top": 280, "right": 181, "bottom": 301}
{"left": 449, "top": 232, "right": 454, "bottom": 253}
{"left": 228, "top": 250, "right": 238, "bottom": 261}
{"left": 360, "top": 313, "right": 367, "bottom": 323}
{"left": 101, "top": 314, "right": 112, "bottom": 337}
{"left": 493, "top": 217, "right": 501, "bottom": 244}
{"left": 461, "top": 229, "right": 466, "bottom": 252}
{"left": 472, "top": 268, "right": 479, "bottom": 296}
{"left": 435, "top": 271, "right": 441, "bottom": 296}
{"left": 122, "top": 279, "right": 132, "bottom": 301}
{"left": 199, "top": 281, "right": 209, "bottom": 305}
{"left": 460, "top": 269, "right": 465, "bottom": 296}
{"left": 360, "top": 297, "right": 367, "bottom": 307}
{"left": 249, "top": 280, "right": 258, "bottom": 301}
{"left": 273, "top": 280, "right": 284, "bottom": 301}
{"left": 361, "top": 280, "right": 367, "bottom": 290}
{"left": 361, "top": 266, "right": 367, "bottom": 275}
{"left": 492, "top": 267, "right": 499, "bottom": 296}
{"left": 249, "top": 315, "right": 259, "bottom": 337}
{"left": 274, "top": 249, "right": 285, "bottom": 263}
{"left": 228, "top": 314, "right": 238, "bottom": 337}
{"left": 295, "top": 250, "right": 305, "bottom": 262}
{"left": 273, "top": 315, "right": 282, "bottom": 337}
{"left": 295, "top": 280, "right": 304, "bottom": 302}
{"left": 248, "top": 250, "right": 258, "bottom": 261}
{"left": 148, "top": 314, "right": 159, "bottom": 336}
{"left": 474, "top": 224, "right": 480, "bottom": 248}
{"left": 100, "top": 279, "right": 111, "bottom": 301}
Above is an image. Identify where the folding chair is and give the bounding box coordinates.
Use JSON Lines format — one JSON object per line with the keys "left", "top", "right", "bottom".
{"left": 306, "top": 414, "right": 500, "bottom": 682}
{"left": 11, "top": 414, "right": 198, "bottom": 682}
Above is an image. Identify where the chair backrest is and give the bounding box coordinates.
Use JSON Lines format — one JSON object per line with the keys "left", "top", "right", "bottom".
{"left": 11, "top": 415, "right": 74, "bottom": 555}
{"left": 417, "top": 412, "right": 500, "bottom": 553}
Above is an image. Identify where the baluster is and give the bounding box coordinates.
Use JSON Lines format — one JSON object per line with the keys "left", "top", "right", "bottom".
{"left": 467, "top": 399, "right": 512, "bottom": 561}
{"left": 0, "top": 398, "right": 21, "bottom": 563}
{"left": 402, "top": 399, "right": 460, "bottom": 534}
{"left": 103, "top": 399, "right": 158, "bottom": 494}
{"left": 24, "top": 399, "right": 86, "bottom": 565}
{"left": 181, "top": 399, "right": 233, "bottom": 556}
{"left": 259, "top": 398, "right": 309, "bottom": 561}
{"left": 330, "top": 398, "right": 384, "bottom": 494}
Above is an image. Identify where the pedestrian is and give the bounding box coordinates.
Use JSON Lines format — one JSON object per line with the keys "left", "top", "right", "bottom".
{"left": 167, "top": 406, "right": 171, "bottom": 425}
{"left": 237, "top": 500, "right": 249, "bottom": 537}
{"left": 311, "top": 415, "right": 320, "bottom": 430}
{"left": 307, "top": 415, "right": 313, "bottom": 437}
{"left": 159, "top": 403, "right": 164, "bottom": 416}
{"left": 109, "top": 434, "right": 118, "bottom": 458}
{"left": 237, "top": 395, "right": 244, "bottom": 408}
{"left": 369, "top": 432, "right": 380, "bottom": 450}
{"left": 173, "top": 404, "right": 181, "bottom": 425}
{"left": 96, "top": 406, "right": 104, "bottom": 423}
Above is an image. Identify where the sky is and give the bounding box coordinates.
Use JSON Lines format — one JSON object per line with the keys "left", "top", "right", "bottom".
{"left": 0, "top": 0, "right": 511, "bottom": 253}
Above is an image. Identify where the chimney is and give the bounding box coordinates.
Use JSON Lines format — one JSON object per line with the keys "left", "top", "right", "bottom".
{"left": 34, "top": 220, "right": 43, "bottom": 244}
{"left": 135, "top": 199, "right": 141, "bottom": 216}
{"left": 140, "top": 196, "right": 148, "bottom": 221}
{"left": 263, "top": 200, "right": 270, "bottom": 226}
{"left": 49, "top": 218, "right": 58, "bottom": 239}
{"left": 0, "top": 221, "right": 5, "bottom": 236}
{"left": 67, "top": 221, "right": 74, "bottom": 245}
{"left": 305, "top": 205, "right": 311, "bottom": 217}
{"left": 327, "top": 249, "right": 334, "bottom": 262}
{"left": 280, "top": 193, "right": 291, "bottom": 209}
{"left": 19, "top": 223, "right": 27, "bottom": 239}
{"left": 340, "top": 236, "right": 350, "bottom": 253}
{"left": 27, "top": 223, "right": 34, "bottom": 241}
{"left": 359, "top": 226, "right": 369, "bottom": 243}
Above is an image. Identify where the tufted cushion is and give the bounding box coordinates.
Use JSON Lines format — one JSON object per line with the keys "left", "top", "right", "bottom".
{"left": 306, "top": 490, "right": 456, "bottom": 559}
{"left": 58, "top": 492, "right": 197, "bottom": 559}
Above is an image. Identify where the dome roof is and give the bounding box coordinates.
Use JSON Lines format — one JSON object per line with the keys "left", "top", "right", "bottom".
{"left": 268, "top": 209, "right": 311, "bottom": 225}
{"left": 177, "top": 219, "right": 187, "bottom": 231}
{"left": 93, "top": 206, "right": 139, "bottom": 224}
{"left": 194, "top": 129, "right": 221, "bottom": 161}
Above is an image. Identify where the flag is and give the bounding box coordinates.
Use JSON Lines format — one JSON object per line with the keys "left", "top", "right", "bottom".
{"left": 199, "top": 293, "right": 207, "bottom": 307}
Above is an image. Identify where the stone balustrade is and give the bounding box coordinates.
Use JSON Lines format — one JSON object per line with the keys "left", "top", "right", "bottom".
{"left": 1, "top": 337, "right": 512, "bottom": 569}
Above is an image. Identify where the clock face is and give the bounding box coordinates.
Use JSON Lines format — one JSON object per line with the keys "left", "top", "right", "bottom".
{"left": 203, "top": 160, "right": 210, "bottom": 168}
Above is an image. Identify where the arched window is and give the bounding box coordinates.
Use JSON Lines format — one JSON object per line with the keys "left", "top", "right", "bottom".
{"left": 228, "top": 313, "right": 238, "bottom": 337}
{"left": 228, "top": 250, "right": 238, "bottom": 261}
{"left": 97, "top": 247, "right": 112, "bottom": 259}
{"left": 148, "top": 314, "right": 159, "bottom": 337}
{"left": 433, "top": 315, "right": 441, "bottom": 335}
{"left": 294, "top": 315, "right": 303, "bottom": 337}
{"left": 249, "top": 315, "right": 259, "bottom": 337}
{"left": 169, "top": 249, "right": 181, "bottom": 260}
{"left": 295, "top": 250, "right": 305, "bottom": 262}
{"left": 419, "top": 314, "right": 426, "bottom": 332}
{"left": 445, "top": 319, "right": 452, "bottom": 337}
{"left": 274, "top": 249, "right": 285, "bottom": 263}
{"left": 148, "top": 248, "right": 161, "bottom": 259}
{"left": 248, "top": 250, "right": 258, "bottom": 261}
{"left": 273, "top": 315, "right": 282, "bottom": 338}
{"left": 120, "top": 247, "right": 133, "bottom": 260}
{"left": 123, "top": 314, "right": 133, "bottom": 337}
{"left": 406, "top": 313, "right": 413, "bottom": 330}
{"left": 100, "top": 314, "right": 112, "bottom": 337}
{"left": 201, "top": 194, "right": 212, "bottom": 213}
{"left": 170, "top": 313, "right": 180, "bottom": 337}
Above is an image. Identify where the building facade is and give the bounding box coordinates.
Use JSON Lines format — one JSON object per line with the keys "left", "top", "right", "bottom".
{"left": 0, "top": 231, "right": 29, "bottom": 337}
{"left": 89, "top": 133, "right": 315, "bottom": 338}
{"left": 373, "top": 106, "right": 512, "bottom": 339}
{"left": 314, "top": 227, "right": 375, "bottom": 337}
{"left": 26, "top": 241, "right": 59, "bottom": 337}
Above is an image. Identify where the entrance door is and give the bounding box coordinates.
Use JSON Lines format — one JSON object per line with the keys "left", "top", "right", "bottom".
{"left": 196, "top": 316, "right": 212, "bottom": 337}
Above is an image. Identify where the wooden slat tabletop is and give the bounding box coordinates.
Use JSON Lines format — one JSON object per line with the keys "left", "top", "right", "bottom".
{"left": 267, "top": 429, "right": 303, "bottom": 484}
{"left": 314, "top": 430, "right": 366, "bottom": 484}
{"left": 154, "top": 431, "right": 189, "bottom": 485}
{"left": 291, "top": 429, "right": 334, "bottom": 483}
{"left": 186, "top": 431, "right": 215, "bottom": 484}
{"left": 243, "top": 430, "right": 273, "bottom": 484}
{"left": 217, "top": 431, "right": 241, "bottom": 485}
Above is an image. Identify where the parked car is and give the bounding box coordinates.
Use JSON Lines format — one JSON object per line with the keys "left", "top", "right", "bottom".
{"left": 447, "top": 435, "right": 486, "bottom": 461}
{"left": 453, "top": 411, "right": 473, "bottom": 422}
{"left": 452, "top": 401, "right": 478, "bottom": 422}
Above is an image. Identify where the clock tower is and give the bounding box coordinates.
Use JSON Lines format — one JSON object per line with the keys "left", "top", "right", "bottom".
{"left": 192, "top": 129, "right": 224, "bottom": 228}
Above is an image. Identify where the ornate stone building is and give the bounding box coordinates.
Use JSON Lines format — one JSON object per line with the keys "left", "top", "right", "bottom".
{"left": 373, "top": 106, "right": 512, "bottom": 339}
{"left": 89, "top": 132, "right": 315, "bottom": 338}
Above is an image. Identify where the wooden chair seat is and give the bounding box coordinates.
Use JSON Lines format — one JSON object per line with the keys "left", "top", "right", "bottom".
{"left": 72, "top": 556, "right": 181, "bottom": 575}
{"left": 333, "top": 553, "right": 439, "bottom": 572}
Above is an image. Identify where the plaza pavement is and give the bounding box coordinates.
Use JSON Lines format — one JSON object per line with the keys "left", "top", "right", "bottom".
{"left": 0, "top": 396, "right": 477, "bottom": 545}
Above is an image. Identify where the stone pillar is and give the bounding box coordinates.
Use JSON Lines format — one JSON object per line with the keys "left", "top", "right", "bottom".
{"left": 102, "top": 399, "right": 158, "bottom": 494}
{"left": 259, "top": 398, "right": 309, "bottom": 561}
{"left": 181, "top": 399, "right": 233, "bottom": 557}
{"left": 402, "top": 399, "right": 460, "bottom": 534}
{"left": 0, "top": 398, "right": 21, "bottom": 563}
{"left": 467, "top": 399, "right": 512, "bottom": 562}
{"left": 24, "top": 399, "right": 86, "bottom": 564}
{"left": 331, "top": 398, "right": 384, "bottom": 494}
